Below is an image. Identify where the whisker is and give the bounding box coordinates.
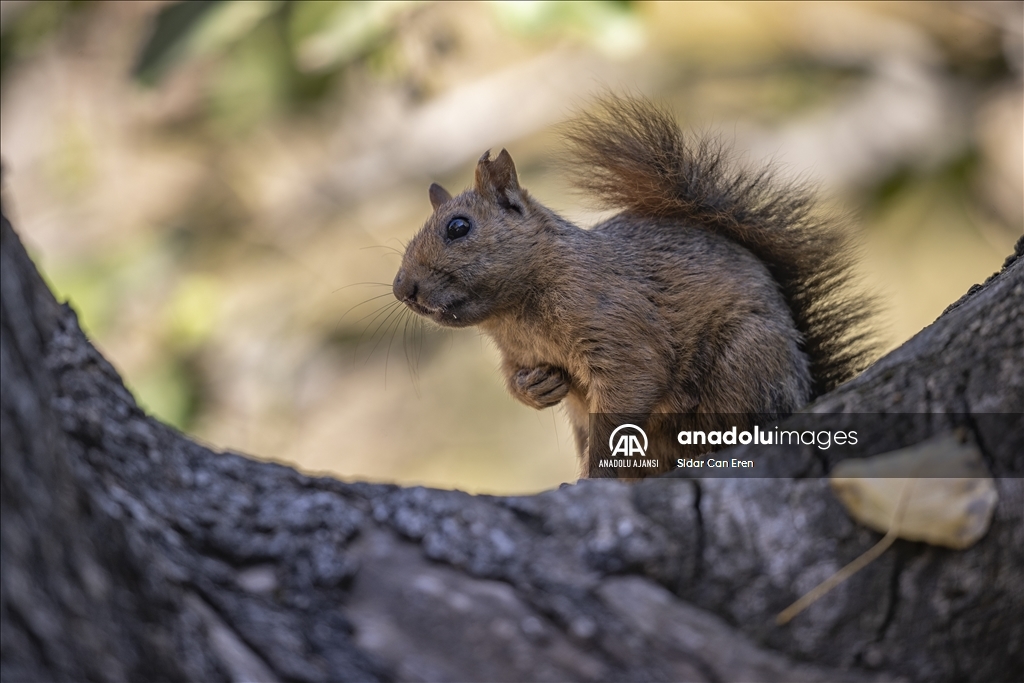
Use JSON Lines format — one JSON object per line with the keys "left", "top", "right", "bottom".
{"left": 360, "top": 244, "right": 405, "bottom": 258}
{"left": 382, "top": 307, "right": 410, "bottom": 389}
{"left": 361, "top": 244, "right": 403, "bottom": 252}
{"left": 354, "top": 301, "right": 403, "bottom": 360}
{"left": 406, "top": 316, "right": 424, "bottom": 397}
{"left": 385, "top": 236, "right": 409, "bottom": 252}
{"left": 401, "top": 313, "right": 413, "bottom": 376}
{"left": 406, "top": 316, "right": 423, "bottom": 383}
{"left": 365, "top": 302, "right": 407, "bottom": 366}
{"left": 352, "top": 299, "right": 403, "bottom": 328}
{"left": 332, "top": 281, "right": 393, "bottom": 294}
{"left": 337, "top": 291, "right": 396, "bottom": 325}
{"left": 338, "top": 298, "right": 400, "bottom": 350}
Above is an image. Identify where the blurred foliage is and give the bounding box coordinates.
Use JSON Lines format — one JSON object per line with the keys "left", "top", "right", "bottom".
{"left": 0, "top": 0, "right": 78, "bottom": 76}
{"left": 1, "top": 1, "right": 1019, "bottom": 492}
{"left": 132, "top": 0, "right": 223, "bottom": 85}
{"left": 133, "top": 0, "right": 419, "bottom": 123}
{"left": 493, "top": 1, "right": 644, "bottom": 58}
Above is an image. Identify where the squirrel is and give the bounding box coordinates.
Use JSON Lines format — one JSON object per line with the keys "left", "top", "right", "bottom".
{"left": 392, "top": 96, "right": 876, "bottom": 479}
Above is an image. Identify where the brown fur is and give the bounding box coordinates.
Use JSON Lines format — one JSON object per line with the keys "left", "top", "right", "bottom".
{"left": 393, "top": 97, "right": 877, "bottom": 478}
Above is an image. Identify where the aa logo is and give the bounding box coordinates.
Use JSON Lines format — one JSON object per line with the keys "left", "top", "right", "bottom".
{"left": 608, "top": 424, "right": 648, "bottom": 458}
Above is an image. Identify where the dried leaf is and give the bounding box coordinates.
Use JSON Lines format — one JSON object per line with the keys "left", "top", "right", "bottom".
{"left": 829, "top": 431, "right": 997, "bottom": 550}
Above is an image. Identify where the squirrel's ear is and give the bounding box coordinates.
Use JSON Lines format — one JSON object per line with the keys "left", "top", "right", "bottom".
{"left": 428, "top": 183, "right": 452, "bottom": 211}
{"left": 474, "top": 148, "right": 524, "bottom": 214}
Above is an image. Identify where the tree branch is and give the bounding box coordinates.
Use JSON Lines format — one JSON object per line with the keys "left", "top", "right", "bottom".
{"left": 2, "top": 212, "right": 1020, "bottom": 682}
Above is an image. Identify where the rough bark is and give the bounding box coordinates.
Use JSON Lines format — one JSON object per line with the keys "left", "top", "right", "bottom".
{"left": 1, "top": 208, "right": 1021, "bottom": 683}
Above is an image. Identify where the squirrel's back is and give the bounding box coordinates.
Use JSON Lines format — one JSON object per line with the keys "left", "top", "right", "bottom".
{"left": 563, "top": 96, "right": 877, "bottom": 396}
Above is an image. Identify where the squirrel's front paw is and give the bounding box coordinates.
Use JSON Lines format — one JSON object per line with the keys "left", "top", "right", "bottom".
{"left": 510, "top": 366, "right": 570, "bottom": 409}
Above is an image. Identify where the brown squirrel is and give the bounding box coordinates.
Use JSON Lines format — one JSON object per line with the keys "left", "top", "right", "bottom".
{"left": 392, "top": 96, "right": 876, "bottom": 478}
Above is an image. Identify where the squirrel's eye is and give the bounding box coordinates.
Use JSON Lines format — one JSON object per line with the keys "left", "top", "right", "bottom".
{"left": 446, "top": 217, "right": 471, "bottom": 241}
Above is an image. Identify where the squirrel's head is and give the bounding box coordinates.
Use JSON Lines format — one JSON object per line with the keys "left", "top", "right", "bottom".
{"left": 393, "top": 148, "right": 544, "bottom": 328}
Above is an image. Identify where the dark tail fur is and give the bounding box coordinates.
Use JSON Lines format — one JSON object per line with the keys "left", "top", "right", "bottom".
{"left": 564, "top": 96, "right": 877, "bottom": 395}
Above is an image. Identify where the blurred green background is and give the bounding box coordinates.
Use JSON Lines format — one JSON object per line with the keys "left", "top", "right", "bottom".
{"left": 1, "top": 1, "right": 1020, "bottom": 493}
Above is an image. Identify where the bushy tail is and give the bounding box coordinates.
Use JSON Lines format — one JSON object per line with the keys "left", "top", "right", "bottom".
{"left": 564, "top": 96, "right": 877, "bottom": 395}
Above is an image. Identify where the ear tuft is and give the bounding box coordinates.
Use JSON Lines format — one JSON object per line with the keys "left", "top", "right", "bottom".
{"left": 474, "top": 148, "right": 523, "bottom": 213}
{"left": 428, "top": 183, "right": 452, "bottom": 211}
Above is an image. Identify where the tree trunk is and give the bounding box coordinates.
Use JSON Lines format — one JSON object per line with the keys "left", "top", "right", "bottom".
{"left": 2, "top": 209, "right": 1021, "bottom": 683}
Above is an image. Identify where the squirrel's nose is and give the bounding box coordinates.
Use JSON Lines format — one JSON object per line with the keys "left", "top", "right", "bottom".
{"left": 393, "top": 270, "right": 418, "bottom": 303}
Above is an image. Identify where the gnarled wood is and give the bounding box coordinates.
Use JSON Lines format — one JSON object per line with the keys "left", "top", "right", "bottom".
{"left": 2, "top": 211, "right": 1021, "bottom": 682}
